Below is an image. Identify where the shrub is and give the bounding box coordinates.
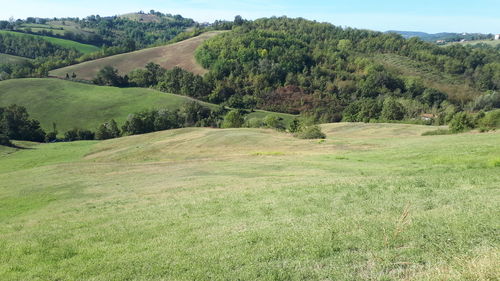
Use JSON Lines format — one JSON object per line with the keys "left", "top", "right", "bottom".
{"left": 222, "top": 110, "right": 244, "bottom": 128}
{"left": 449, "top": 112, "right": 475, "bottom": 133}
{"left": 64, "top": 128, "right": 95, "bottom": 141}
{"left": 478, "top": 110, "right": 500, "bottom": 131}
{"left": 263, "top": 114, "right": 285, "bottom": 131}
{"left": 381, "top": 98, "right": 405, "bottom": 121}
{"left": 96, "top": 119, "right": 121, "bottom": 140}
{"left": 296, "top": 125, "right": 326, "bottom": 139}
{"left": 288, "top": 118, "right": 302, "bottom": 133}
{"left": 245, "top": 118, "right": 264, "bottom": 128}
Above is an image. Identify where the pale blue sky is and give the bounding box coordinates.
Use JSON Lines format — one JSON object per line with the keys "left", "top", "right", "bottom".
{"left": 1, "top": 0, "right": 499, "bottom": 33}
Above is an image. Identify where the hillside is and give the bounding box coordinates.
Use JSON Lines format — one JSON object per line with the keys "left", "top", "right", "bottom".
{"left": 50, "top": 31, "right": 223, "bottom": 80}
{"left": 0, "top": 78, "right": 293, "bottom": 133}
{"left": 0, "top": 53, "right": 31, "bottom": 65}
{"left": 0, "top": 30, "right": 100, "bottom": 55}
{"left": 372, "top": 53, "right": 482, "bottom": 103}
{"left": 1, "top": 123, "right": 499, "bottom": 279}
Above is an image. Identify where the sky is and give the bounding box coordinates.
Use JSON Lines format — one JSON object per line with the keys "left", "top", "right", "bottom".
{"left": 0, "top": 0, "right": 499, "bottom": 34}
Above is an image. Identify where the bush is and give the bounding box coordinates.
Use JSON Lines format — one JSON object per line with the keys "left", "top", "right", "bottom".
{"left": 478, "top": 109, "right": 500, "bottom": 131}
{"left": 245, "top": 118, "right": 264, "bottom": 128}
{"left": 288, "top": 118, "right": 302, "bottom": 133}
{"left": 96, "top": 119, "right": 121, "bottom": 140}
{"left": 222, "top": 110, "right": 244, "bottom": 128}
{"left": 263, "top": 114, "right": 285, "bottom": 131}
{"left": 295, "top": 125, "right": 326, "bottom": 139}
{"left": 64, "top": 128, "right": 95, "bottom": 141}
{"left": 449, "top": 112, "right": 475, "bottom": 133}
{"left": 381, "top": 98, "right": 405, "bottom": 121}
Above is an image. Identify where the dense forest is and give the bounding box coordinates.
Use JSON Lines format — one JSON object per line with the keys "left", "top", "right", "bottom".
{"left": 193, "top": 17, "right": 500, "bottom": 122}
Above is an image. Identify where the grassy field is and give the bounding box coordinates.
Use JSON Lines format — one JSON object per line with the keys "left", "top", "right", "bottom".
{"left": 373, "top": 54, "right": 481, "bottom": 104}
{"left": 0, "top": 53, "right": 31, "bottom": 65}
{"left": 0, "top": 123, "right": 498, "bottom": 280}
{"left": 0, "top": 78, "right": 293, "bottom": 133}
{"left": 50, "top": 31, "right": 224, "bottom": 80}
{"left": 0, "top": 30, "right": 100, "bottom": 55}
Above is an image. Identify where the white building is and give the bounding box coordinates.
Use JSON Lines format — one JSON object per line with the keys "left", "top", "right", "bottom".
{"left": 495, "top": 34, "right": 500, "bottom": 40}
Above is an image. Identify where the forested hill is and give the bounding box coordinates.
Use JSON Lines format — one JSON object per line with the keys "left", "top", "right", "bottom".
{"left": 193, "top": 17, "right": 500, "bottom": 122}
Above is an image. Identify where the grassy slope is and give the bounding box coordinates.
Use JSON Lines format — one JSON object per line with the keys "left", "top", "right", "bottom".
{"left": 373, "top": 53, "right": 482, "bottom": 103}
{"left": 0, "top": 30, "right": 100, "bottom": 55}
{"left": 50, "top": 31, "right": 224, "bottom": 80}
{"left": 0, "top": 53, "right": 31, "bottom": 64}
{"left": 0, "top": 123, "right": 498, "bottom": 280}
{"left": 0, "top": 78, "right": 293, "bottom": 133}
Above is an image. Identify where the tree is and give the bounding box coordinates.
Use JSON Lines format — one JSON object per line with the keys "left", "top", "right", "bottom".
{"left": 449, "top": 112, "right": 475, "bottom": 133}
{"left": 381, "top": 98, "right": 405, "bottom": 121}
{"left": 222, "top": 110, "right": 244, "bottom": 128}
{"left": 0, "top": 104, "right": 46, "bottom": 142}
{"left": 296, "top": 125, "right": 326, "bottom": 139}
{"left": 234, "top": 15, "right": 244, "bottom": 26}
{"left": 421, "top": 88, "right": 447, "bottom": 107}
{"left": 93, "top": 66, "right": 127, "bottom": 86}
{"left": 288, "top": 118, "right": 302, "bottom": 133}
{"left": 263, "top": 114, "right": 285, "bottom": 130}
{"left": 96, "top": 119, "right": 120, "bottom": 140}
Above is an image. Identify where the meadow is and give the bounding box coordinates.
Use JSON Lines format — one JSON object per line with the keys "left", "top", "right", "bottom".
{"left": 0, "top": 78, "right": 293, "bottom": 133}
{"left": 0, "top": 30, "right": 100, "bottom": 55}
{"left": 50, "top": 31, "right": 224, "bottom": 80}
{"left": 0, "top": 123, "right": 498, "bottom": 280}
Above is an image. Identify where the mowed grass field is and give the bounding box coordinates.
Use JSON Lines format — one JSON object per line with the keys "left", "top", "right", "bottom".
{"left": 0, "top": 123, "right": 499, "bottom": 280}
{"left": 50, "top": 31, "right": 224, "bottom": 80}
{"left": 0, "top": 30, "right": 100, "bottom": 55}
{"left": 0, "top": 78, "right": 294, "bottom": 133}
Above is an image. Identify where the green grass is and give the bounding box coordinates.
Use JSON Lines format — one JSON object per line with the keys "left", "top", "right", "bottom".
{"left": 0, "top": 53, "right": 31, "bottom": 65}
{"left": 0, "top": 78, "right": 293, "bottom": 133}
{"left": 0, "top": 30, "right": 100, "bottom": 55}
{"left": 0, "top": 123, "right": 498, "bottom": 280}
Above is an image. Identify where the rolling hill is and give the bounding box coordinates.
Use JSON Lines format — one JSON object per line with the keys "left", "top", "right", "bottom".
{"left": 0, "top": 30, "right": 100, "bottom": 55}
{"left": 1, "top": 123, "right": 499, "bottom": 280}
{"left": 50, "top": 31, "right": 224, "bottom": 80}
{"left": 0, "top": 78, "right": 293, "bottom": 133}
